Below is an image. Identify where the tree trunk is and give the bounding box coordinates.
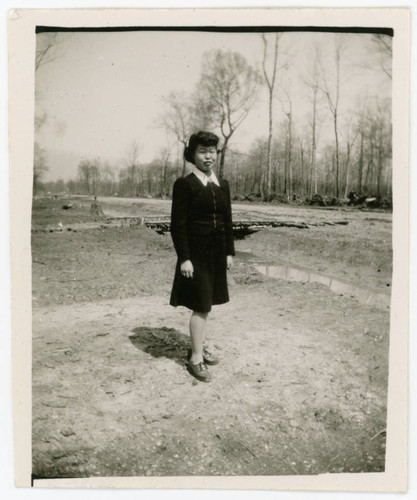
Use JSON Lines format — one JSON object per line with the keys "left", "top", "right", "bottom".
{"left": 284, "top": 136, "right": 288, "bottom": 198}
{"left": 377, "top": 147, "right": 382, "bottom": 197}
{"left": 288, "top": 114, "right": 293, "bottom": 199}
{"left": 333, "top": 112, "right": 340, "bottom": 197}
{"left": 218, "top": 138, "right": 230, "bottom": 180}
{"left": 300, "top": 143, "right": 304, "bottom": 196}
{"left": 311, "top": 86, "right": 318, "bottom": 196}
{"left": 261, "top": 33, "right": 279, "bottom": 201}
{"left": 265, "top": 87, "right": 274, "bottom": 199}
{"left": 273, "top": 160, "right": 278, "bottom": 193}
{"left": 358, "top": 129, "right": 364, "bottom": 193}
{"left": 344, "top": 140, "right": 351, "bottom": 199}
{"left": 364, "top": 149, "right": 373, "bottom": 194}
{"left": 385, "top": 159, "right": 392, "bottom": 197}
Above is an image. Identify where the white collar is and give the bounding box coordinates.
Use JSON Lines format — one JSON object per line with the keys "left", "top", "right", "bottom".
{"left": 191, "top": 165, "right": 220, "bottom": 187}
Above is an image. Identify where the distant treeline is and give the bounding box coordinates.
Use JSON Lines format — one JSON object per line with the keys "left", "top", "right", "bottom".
{"left": 39, "top": 106, "right": 392, "bottom": 204}
{"left": 35, "top": 34, "right": 392, "bottom": 203}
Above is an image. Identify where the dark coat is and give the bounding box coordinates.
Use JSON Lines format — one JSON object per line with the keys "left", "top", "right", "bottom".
{"left": 169, "top": 172, "right": 235, "bottom": 313}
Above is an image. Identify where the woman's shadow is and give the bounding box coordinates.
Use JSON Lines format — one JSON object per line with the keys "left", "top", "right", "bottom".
{"left": 129, "top": 326, "right": 189, "bottom": 366}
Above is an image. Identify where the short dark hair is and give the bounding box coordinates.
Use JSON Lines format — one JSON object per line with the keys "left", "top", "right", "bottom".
{"left": 184, "top": 131, "right": 219, "bottom": 164}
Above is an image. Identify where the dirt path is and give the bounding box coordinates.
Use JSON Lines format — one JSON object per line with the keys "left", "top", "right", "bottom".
{"left": 94, "top": 195, "right": 392, "bottom": 224}
{"left": 33, "top": 276, "right": 389, "bottom": 477}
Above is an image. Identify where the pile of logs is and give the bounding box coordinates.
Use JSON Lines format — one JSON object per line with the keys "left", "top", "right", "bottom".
{"left": 348, "top": 192, "right": 392, "bottom": 209}
{"left": 140, "top": 218, "right": 349, "bottom": 239}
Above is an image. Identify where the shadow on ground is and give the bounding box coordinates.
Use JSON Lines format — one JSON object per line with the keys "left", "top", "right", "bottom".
{"left": 129, "top": 326, "right": 190, "bottom": 366}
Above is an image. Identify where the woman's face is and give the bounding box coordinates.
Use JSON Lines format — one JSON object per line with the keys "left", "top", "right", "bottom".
{"left": 194, "top": 144, "right": 218, "bottom": 174}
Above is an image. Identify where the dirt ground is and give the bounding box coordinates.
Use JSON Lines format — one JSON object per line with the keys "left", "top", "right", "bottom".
{"left": 31, "top": 196, "right": 391, "bottom": 478}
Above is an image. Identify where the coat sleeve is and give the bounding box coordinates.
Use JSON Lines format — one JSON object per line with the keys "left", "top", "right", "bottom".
{"left": 222, "top": 180, "right": 235, "bottom": 256}
{"left": 170, "top": 177, "right": 191, "bottom": 262}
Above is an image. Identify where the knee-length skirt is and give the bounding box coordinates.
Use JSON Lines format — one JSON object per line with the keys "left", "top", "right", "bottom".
{"left": 169, "top": 229, "right": 229, "bottom": 313}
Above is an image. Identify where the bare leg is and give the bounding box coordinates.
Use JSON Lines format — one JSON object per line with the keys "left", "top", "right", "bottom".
{"left": 189, "top": 311, "right": 208, "bottom": 364}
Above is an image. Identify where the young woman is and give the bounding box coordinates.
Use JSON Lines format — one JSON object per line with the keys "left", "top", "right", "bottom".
{"left": 170, "top": 131, "right": 235, "bottom": 382}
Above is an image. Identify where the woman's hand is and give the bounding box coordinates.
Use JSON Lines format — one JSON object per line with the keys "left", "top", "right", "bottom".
{"left": 227, "top": 255, "right": 234, "bottom": 270}
{"left": 180, "top": 260, "right": 194, "bottom": 278}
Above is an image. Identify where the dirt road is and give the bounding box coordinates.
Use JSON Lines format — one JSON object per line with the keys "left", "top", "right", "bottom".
{"left": 32, "top": 197, "right": 391, "bottom": 477}
{"left": 94, "top": 195, "right": 392, "bottom": 223}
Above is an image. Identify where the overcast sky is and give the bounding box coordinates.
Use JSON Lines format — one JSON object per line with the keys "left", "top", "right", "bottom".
{"left": 35, "top": 30, "right": 391, "bottom": 181}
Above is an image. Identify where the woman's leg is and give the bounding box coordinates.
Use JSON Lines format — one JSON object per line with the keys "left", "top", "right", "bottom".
{"left": 189, "top": 311, "right": 208, "bottom": 364}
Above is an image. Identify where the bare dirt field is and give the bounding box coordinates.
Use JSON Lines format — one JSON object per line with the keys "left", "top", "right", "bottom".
{"left": 31, "top": 196, "right": 391, "bottom": 478}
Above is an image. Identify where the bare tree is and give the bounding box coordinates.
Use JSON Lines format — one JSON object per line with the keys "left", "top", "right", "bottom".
{"left": 123, "top": 141, "right": 142, "bottom": 195}
{"left": 354, "top": 96, "right": 392, "bottom": 197}
{"left": 33, "top": 33, "right": 68, "bottom": 192}
{"left": 354, "top": 102, "right": 367, "bottom": 194}
{"left": 278, "top": 89, "right": 294, "bottom": 199}
{"left": 160, "top": 92, "right": 194, "bottom": 176}
{"left": 158, "top": 147, "right": 171, "bottom": 196}
{"left": 247, "top": 138, "right": 267, "bottom": 196}
{"left": 298, "top": 137, "right": 306, "bottom": 196}
{"left": 35, "top": 33, "right": 65, "bottom": 71}
{"left": 303, "top": 46, "right": 322, "bottom": 197}
{"left": 76, "top": 158, "right": 101, "bottom": 196}
{"left": 35, "top": 33, "right": 67, "bottom": 131}
{"left": 373, "top": 98, "right": 392, "bottom": 197}
{"left": 309, "top": 82, "right": 319, "bottom": 197}
{"left": 261, "top": 33, "right": 282, "bottom": 200}
{"left": 318, "top": 34, "right": 349, "bottom": 197}
{"left": 90, "top": 159, "right": 101, "bottom": 196}
{"left": 101, "top": 162, "right": 117, "bottom": 195}
{"left": 77, "top": 159, "right": 92, "bottom": 194}
{"left": 196, "top": 50, "right": 261, "bottom": 179}
{"left": 341, "top": 120, "right": 357, "bottom": 198}
{"left": 118, "top": 168, "right": 129, "bottom": 196}
{"left": 370, "top": 34, "right": 392, "bottom": 80}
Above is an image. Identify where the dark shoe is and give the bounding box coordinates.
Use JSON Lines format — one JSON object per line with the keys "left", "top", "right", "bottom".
{"left": 186, "top": 360, "right": 212, "bottom": 382}
{"left": 202, "top": 348, "right": 220, "bottom": 365}
{"left": 187, "top": 348, "right": 220, "bottom": 366}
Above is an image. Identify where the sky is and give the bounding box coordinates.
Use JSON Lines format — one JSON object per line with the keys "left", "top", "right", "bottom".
{"left": 35, "top": 30, "right": 391, "bottom": 181}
